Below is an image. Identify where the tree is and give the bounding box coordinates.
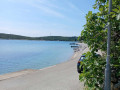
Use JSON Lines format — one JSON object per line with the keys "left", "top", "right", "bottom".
{"left": 79, "top": 0, "right": 120, "bottom": 89}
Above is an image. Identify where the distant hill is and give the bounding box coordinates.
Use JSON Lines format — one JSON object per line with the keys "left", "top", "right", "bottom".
{"left": 0, "top": 33, "right": 78, "bottom": 41}
{"left": 0, "top": 33, "right": 32, "bottom": 40}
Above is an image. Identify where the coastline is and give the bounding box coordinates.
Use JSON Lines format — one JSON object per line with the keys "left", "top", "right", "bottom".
{"left": 0, "top": 43, "right": 89, "bottom": 90}
{"left": 0, "top": 40, "right": 75, "bottom": 76}
{"left": 0, "top": 43, "right": 87, "bottom": 81}
{"left": 0, "top": 46, "right": 74, "bottom": 81}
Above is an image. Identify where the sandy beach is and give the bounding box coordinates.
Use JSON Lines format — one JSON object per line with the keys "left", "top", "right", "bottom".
{"left": 0, "top": 43, "right": 89, "bottom": 90}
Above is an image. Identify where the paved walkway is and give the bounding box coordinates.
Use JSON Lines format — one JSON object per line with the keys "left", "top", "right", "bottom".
{"left": 0, "top": 43, "right": 88, "bottom": 90}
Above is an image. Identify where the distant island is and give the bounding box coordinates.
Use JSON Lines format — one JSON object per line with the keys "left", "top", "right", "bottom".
{"left": 0, "top": 33, "right": 78, "bottom": 41}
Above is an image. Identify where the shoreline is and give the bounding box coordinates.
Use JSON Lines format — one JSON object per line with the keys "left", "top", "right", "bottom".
{"left": 0, "top": 45, "right": 78, "bottom": 81}
{"left": 0, "top": 43, "right": 87, "bottom": 81}
{"left": 0, "top": 43, "right": 88, "bottom": 90}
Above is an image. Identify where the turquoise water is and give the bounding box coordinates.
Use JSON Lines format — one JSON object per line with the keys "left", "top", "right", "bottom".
{"left": 0, "top": 40, "right": 74, "bottom": 74}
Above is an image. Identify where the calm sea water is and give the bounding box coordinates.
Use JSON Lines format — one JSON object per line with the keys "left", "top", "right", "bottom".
{"left": 0, "top": 40, "right": 74, "bottom": 75}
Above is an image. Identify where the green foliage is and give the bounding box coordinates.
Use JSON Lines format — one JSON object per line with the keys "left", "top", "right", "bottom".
{"left": 79, "top": 0, "right": 120, "bottom": 89}
{"left": 78, "top": 36, "right": 84, "bottom": 42}
{"left": 0, "top": 33, "right": 78, "bottom": 41}
{"left": 36, "top": 36, "right": 78, "bottom": 41}
{"left": 0, "top": 33, "right": 32, "bottom": 40}
{"left": 81, "top": 11, "right": 107, "bottom": 52}
{"left": 80, "top": 52, "right": 106, "bottom": 89}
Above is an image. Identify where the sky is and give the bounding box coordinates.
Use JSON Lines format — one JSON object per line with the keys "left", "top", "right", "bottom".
{"left": 0, "top": 0, "right": 97, "bottom": 37}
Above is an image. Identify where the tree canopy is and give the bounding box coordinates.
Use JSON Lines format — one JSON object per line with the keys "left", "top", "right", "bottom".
{"left": 79, "top": 0, "right": 120, "bottom": 89}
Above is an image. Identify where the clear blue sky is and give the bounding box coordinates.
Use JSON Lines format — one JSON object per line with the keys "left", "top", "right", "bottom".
{"left": 0, "top": 0, "right": 97, "bottom": 37}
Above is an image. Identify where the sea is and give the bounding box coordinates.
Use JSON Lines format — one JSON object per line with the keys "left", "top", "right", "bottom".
{"left": 0, "top": 40, "right": 74, "bottom": 75}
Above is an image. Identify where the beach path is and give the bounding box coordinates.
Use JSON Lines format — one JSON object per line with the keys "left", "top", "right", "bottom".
{"left": 0, "top": 43, "right": 88, "bottom": 90}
